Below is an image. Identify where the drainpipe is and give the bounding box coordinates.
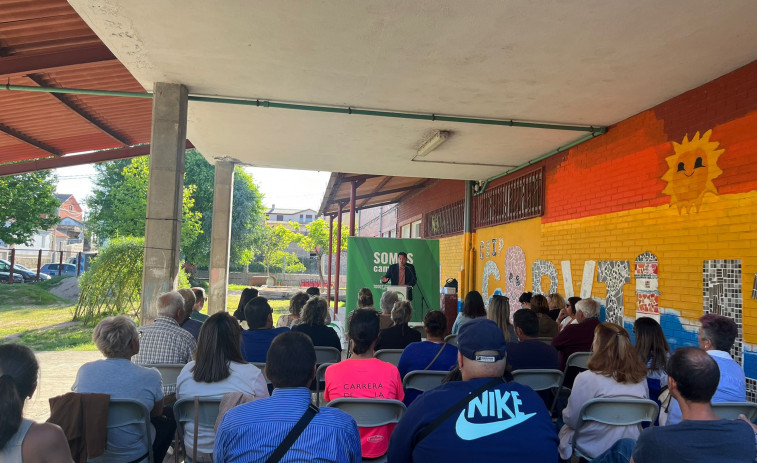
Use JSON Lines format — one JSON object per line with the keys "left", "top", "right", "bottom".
{"left": 462, "top": 180, "right": 475, "bottom": 296}
{"left": 327, "top": 214, "right": 334, "bottom": 303}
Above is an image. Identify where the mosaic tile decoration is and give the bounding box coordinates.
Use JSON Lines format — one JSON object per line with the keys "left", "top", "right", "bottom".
{"left": 752, "top": 274, "right": 757, "bottom": 300}
{"left": 482, "top": 260, "right": 500, "bottom": 309}
{"left": 505, "top": 246, "right": 526, "bottom": 312}
{"left": 580, "top": 260, "right": 596, "bottom": 299}
{"left": 748, "top": 378, "right": 757, "bottom": 404}
{"left": 597, "top": 260, "right": 631, "bottom": 325}
{"left": 532, "top": 260, "right": 558, "bottom": 295}
{"left": 561, "top": 260, "right": 574, "bottom": 298}
{"left": 702, "top": 260, "right": 743, "bottom": 364}
{"left": 635, "top": 252, "right": 660, "bottom": 318}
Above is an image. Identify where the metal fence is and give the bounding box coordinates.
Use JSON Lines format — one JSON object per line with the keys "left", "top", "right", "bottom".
{"left": 424, "top": 200, "right": 464, "bottom": 238}
{"left": 0, "top": 248, "right": 92, "bottom": 281}
{"left": 474, "top": 167, "right": 544, "bottom": 229}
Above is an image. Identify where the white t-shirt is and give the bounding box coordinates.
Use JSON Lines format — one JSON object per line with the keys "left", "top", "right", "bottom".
{"left": 176, "top": 361, "right": 269, "bottom": 458}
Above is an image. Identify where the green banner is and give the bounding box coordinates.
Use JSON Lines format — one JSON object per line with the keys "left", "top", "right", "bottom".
{"left": 346, "top": 237, "right": 440, "bottom": 323}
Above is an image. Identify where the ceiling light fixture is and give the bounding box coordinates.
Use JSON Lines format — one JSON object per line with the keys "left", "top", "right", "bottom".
{"left": 416, "top": 130, "right": 450, "bottom": 157}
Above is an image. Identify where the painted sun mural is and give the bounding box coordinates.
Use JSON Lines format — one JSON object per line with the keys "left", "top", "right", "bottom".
{"left": 662, "top": 129, "right": 724, "bottom": 213}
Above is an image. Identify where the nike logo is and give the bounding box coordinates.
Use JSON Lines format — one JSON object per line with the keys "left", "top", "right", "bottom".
{"left": 455, "top": 411, "right": 536, "bottom": 440}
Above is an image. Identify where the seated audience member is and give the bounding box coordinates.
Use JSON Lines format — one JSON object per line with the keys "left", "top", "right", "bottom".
{"left": 215, "top": 332, "right": 361, "bottom": 463}
{"left": 241, "top": 296, "right": 290, "bottom": 363}
{"left": 277, "top": 291, "right": 309, "bottom": 328}
{"left": 177, "top": 312, "right": 269, "bottom": 461}
{"left": 387, "top": 318, "right": 558, "bottom": 463}
{"left": 305, "top": 286, "right": 321, "bottom": 297}
{"left": 190, "top": 287, "right": 209, "bottom": 322}
{"left": 551, "top": 298, "right": 601, "bottom": 370}
{"left": 397, "top": 310, "right": 459, "bottom": 405}
{"left": 232, "top": 287, "right": 259, "bottom": 322}
{"left": 74, "top": 316, "right": 175, "bottom": 462}
{"left": 451, "top": 290, "right": 487, "bottom": 335}
{"left": 507, "top": 309, "right": 559, "bottom": 371}
{"left": 178, "top": 288, "right": 203, "bottom": 341}
{"left": 378, "top": 291, "right": 399, "bottom": 330}
{"left": 0, "top": 344, "right": 73, "bottom": 463}
{"left": 132, "top": 291, "right": 197, "bottom": 394}
{"left": 547, "top": 292, "right": 566, "bottom": 321}
{"left": 666, "top": 313, "right": 746, "bottom": 425}
{"left": 488, "top": 294, "right": 518, "bottom": 344}
{"left": 557, "top": 296, "right": 581, "bottom": 331}
{"left": 358, "top": 287, "right": 375, "bottom": 308}
{"left": 519, "top": 291, "right": 532, "bottom": 309}
{"left": 324, "top": 309, "right": 404, "bottom": 459}
{"left": 375, "top": 301, "right": 422, "bottom": 351}
{"left": 531, "top": 294, "right": 558, "bottom": 338}
{"left": 292, "top": 297, "right": 342, "bottom": 351}
{"left": 303, "top": 287, "right": 335, "bottom": 324}
{"left": 559, "top": 323, "right": 648, "bottom": 461}
{"left": 634, "top": 317, "right": 670, "bottom": 403}
{"left": 632, "top": 346, "right": 755, "bottom": 462}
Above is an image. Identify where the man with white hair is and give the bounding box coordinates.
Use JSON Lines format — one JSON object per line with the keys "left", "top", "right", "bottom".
{"left": 551, "top": 298, "right": 601, "bottom": 371}
{"left": 132, "top": 291, "right": 197, "bottom": 394}
{"left": 387, "top": 318, "right": 558, "bottom": 462}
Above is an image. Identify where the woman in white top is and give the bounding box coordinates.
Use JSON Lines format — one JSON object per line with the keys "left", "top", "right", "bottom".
{"left": 557, "top": 296, "right": 581, "bottom": 331}
{"left": 559, "top": 322, "right": 649, "bottom": 460}
{"left": 176, "top": 312, "right": 269, "bottom": 462}
{"left": 0, "top": 343, "right": 73, "bottom": 463}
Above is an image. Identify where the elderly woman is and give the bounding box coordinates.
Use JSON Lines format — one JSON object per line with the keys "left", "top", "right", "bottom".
{"left": 378, "top": 290, "right": 399, "bottom": 330}
{"left": 559, "top": 322, "right": 648, "bottom": 460}
{"left": 451, "top": 290, "right": 487, "bottom": 335}
{"left": 0, "top": 344, "right": 73, "bottom": 463}
{"left": 73, "top": 315, "right": 175, "bottom": 463}
{"left": 374, "top": 300, "right": 422, "bottom": 351}
{"left": 177, "top": 312, "right": 269, "bottom": 461}
{"left": 292, "top": 297, "right": 342, "bottom": 351}
{"left": 277, "top": 291, "right": 309, "bottom": 328}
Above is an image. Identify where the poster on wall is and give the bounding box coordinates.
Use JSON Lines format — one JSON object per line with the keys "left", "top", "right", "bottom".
{"left": 635, "top": 252, "right": 660, "bottom": 320}
{"left": 346, "top": 237, "right": 440, "bottom": 323}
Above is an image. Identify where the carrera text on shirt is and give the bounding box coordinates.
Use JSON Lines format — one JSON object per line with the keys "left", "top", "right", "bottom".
{"left": 455, "top": 389, "right": 536, "bottom": 440}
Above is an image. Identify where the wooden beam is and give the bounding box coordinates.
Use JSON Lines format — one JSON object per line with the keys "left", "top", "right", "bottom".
{"left": 357, "top": 176, "right": 392, "bottom": 209}
{"left": 0, "top": 44, "right": 117, "bottom": 77}
{"left": 0, "top": 123, "right": 60, "bottom": 156}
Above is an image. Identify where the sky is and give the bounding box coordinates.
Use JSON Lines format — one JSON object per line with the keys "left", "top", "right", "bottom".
{"left": 54, "top": 163, "right": 331, "bottom": 215}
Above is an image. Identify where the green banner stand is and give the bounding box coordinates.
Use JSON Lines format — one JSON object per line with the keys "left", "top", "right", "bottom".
{"left": 346, "top": 237, "right": 440, "bottom": 323}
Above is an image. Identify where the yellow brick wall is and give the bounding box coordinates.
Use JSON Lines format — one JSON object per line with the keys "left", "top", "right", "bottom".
{"left": 438, "top": 235, "right": 464, "bottom": 288}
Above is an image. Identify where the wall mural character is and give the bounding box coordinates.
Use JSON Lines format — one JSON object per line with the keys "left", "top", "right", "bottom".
{"left": 635, "top": 252, "right": 660, "bottom": 320}
{"left": 532, "top": 260, "right": 558, "bottom": 295}
{"left": 597, "top": 260, "right": 631, "bottom": 325}
{"left": 505, "top": 246, "right": 526, "bottom": 312}
{"left": 661, "top": 129, "right": 724, "bottom": 214}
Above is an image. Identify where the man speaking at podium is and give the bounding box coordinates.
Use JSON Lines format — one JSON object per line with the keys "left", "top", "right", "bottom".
{"left": 381, "top": 251, "right": 417, "bottom": 287}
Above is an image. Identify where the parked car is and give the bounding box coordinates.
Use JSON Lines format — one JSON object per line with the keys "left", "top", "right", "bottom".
{"left": 40, "top": 263, "right": 78, "bottom": 277}
{"left": 0, "top": 272, "right": 24, "bottom": 283}
{"left": 0, "top": 260, "right": 50, "bottom": 282}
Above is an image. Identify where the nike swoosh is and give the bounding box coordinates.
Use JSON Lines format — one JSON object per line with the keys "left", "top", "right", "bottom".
{"left": 455, "top": 411, "right": 536, "bottom": 440}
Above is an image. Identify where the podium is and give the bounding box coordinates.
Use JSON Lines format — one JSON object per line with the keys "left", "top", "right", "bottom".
{"left": 387, "top": 285, "right": 413, "bottom": 301}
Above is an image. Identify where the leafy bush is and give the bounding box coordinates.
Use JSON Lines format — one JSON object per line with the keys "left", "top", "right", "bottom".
{"left": 74, "top": 236, "right": 189, "bottom": 324}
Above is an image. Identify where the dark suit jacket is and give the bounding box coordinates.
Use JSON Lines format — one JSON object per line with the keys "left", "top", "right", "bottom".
{"left": 383, "top": 263, "right": 417, "bottom": 286}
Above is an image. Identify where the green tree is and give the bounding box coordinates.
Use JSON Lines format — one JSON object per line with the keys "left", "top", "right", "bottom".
{"left": 181, "top": 150, "right": 265, "bottom": 266}
{"left": 298, "top": 218, "right": 349, "bottom": 286}
{"left": 87, "top": 156, "right": 202, "bottom": 248}
{"left": 251, "top": 223, "right": 304, "bottom": 275}
{"left": 0, "top": 171, "right": 60, "bottom": 245}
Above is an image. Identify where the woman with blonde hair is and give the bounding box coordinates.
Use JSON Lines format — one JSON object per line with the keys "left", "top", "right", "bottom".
{"left": 559, "top": 322, "right": 648, "bottom": 460}
{"left": 547, "top": 292, "right": 566, "bottom": 321}
{"left": 277, "top": 291, "right": 309, "bottom": 328}
{"left": 487, "top": 295, "right": 518, "bottom": 343}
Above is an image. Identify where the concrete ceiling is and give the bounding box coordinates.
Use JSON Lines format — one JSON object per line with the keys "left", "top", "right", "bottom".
{"left": 68, "top": 0, "right": 757, "bottom": 181}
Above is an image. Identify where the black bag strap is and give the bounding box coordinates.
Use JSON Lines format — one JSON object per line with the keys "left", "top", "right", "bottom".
{"left": 423, "top": 343, "right": 447, "bottom": 371}
{"left": 412, "top": 376, "right": 503, "bottom": 448}
{"left": 265, "top": 403, "right": 320, "bottom": 463}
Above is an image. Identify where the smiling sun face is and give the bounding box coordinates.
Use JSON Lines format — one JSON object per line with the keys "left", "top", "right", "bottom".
{"left": 662, "top": 130, "right": 724, "bottom": 214}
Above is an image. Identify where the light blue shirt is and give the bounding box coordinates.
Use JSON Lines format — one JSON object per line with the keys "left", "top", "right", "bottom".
{"left": 215, "top": 387, "right": 361, "bottom": 463}
{"left": 666, "top": 350, "right": 746, "bottom": 425}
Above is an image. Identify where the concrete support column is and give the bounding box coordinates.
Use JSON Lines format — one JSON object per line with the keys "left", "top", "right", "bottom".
{"left": 140, "top": 82, "right": 188, "bottom": 323}
{"left": 208, "top": 160, "right": 235, "bottom": 315}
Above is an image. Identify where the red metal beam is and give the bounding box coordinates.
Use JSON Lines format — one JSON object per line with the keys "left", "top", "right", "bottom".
{"left": 327, "top": 214, "right": 334, "bottom": 304}
{"left": 0, "top": 44, "right": 117, "bottom": 77}
{"left": 357, "top": 176, "right": 392, "bottom": 209}
{"left": 0, "top": 122, "right": 61, "bottom": 156}
{"left": 349, "top": 181, "right": 357, "bottom": 236}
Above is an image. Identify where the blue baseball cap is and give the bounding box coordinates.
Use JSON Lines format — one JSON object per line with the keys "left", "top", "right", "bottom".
{"left": 457, "top": 318, "right": 507, "bottom": 363}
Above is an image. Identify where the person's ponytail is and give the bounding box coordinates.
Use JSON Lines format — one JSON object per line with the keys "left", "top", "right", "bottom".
{"left": 0, "top": 344, "right": 39, "bottom": 450}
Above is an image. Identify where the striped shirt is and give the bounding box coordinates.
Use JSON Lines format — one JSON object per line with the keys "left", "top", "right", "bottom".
{"left": 215, "top": 387, "right": 361, "bottom": 463}
{"left": 132, "top": 316, "right": 196, "bottom": 393}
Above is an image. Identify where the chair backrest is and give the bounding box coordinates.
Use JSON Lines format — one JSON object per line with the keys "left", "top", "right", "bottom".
{"left": 711, "top": 401, "right": 757, "bottom": 421}
{"left": 565, "top": 352, "right": 592, "bottom": 370}
{"left": 511, "top": 369, "right": 564, "bottom": 391}
{"left": 313, "top": 362, "right": 335, "bottom": 406}
{"left": 173, "top": 396, "right": 222, "bottom": 442}
{"left": 444, "top": 334, "right": 458, "bottom": 346}
{"left": 143, "top": 363, "right": 184, "bottom": 390}
{"left": 578, "top": 398, "right": 659, "bottom": 427}
{"left": 101, "top": 398, "right": 153, "bottom": 463}
{"left": 374, "top": 349, "right": 404, "bottom": 366}
{"left": 402, "top": 370, "right": 447, "bottom": 392}
{"left": 251, "top": 362, "right": 272, "bottom": 385}
{"left": 327, "top": 398, "right": 406, "bottom": 427}
{"left": 537, "top": 337, "right": 554, "bottom": 346}
{"left": 314, "top": 346, "right": 341, "bottom": 364}
{"left": 413, "top": 325, "right": 427, "bottom": 339}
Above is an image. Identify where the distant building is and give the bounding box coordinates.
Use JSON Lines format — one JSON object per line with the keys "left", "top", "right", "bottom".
{"left": 357, "top": 204, "right": 398, "bottom": 238}
{"left": 15, "top": 194, "right": 87, "bottom": 253}
{"left": 266, "top": 206, "right": 318, "bottom": 226}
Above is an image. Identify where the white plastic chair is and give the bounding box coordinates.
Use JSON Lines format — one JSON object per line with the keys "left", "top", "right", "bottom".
{"left": 90, "top": 398, "right": 153, "bottom": 463}
{"left": 173, "top": 396, "right": 222, "bottom": 463}
{"left": 251, "top": 362, "right": 272, "bottom": 385}
{"left": 326, "top": 398, "right": 406, "bottom": 463}
{"left": 511, "top": 369, "right": 564, "bottom": 413}
{"left": 711, "top": 401, "right": 757, "bottom": 421}
{"left": 572, "top": 398, "right": 659, "bottom": 460}
{"left": 402, "top": 370, "right": 447, "bottom": 392}
{"left": 143, "top": 363, "right": 184, "bottom": 391}
{"left": 374, "top": 349, "right": 404, "bottom": 366}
